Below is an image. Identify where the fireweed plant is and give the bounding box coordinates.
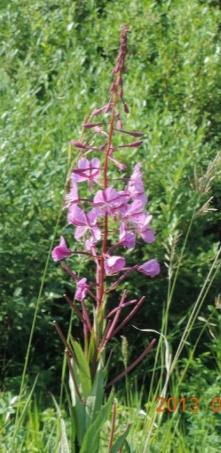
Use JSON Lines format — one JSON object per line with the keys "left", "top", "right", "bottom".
{"left": 52, "top": 26, "right": 160, "bottom": 449}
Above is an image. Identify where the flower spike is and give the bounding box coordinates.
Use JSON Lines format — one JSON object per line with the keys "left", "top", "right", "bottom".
{"left": 52, "top": 26, "right": 160, "bottom": 408}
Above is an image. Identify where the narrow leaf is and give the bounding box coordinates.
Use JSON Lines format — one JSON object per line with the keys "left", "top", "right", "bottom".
{"left": 52, "top": 396, "right": 70, "bottom": 453}
{"left": 110, "top": 425, "right": 131, "bottom": 453}
{"left": 80, "top": 395, "right": 113, "bottom": 453}
{"left": 70, "top": 339, "right": 92, "bottom": 397}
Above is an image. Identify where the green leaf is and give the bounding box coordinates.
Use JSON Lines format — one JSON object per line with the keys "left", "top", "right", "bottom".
{"left": 74, "top": 400, "right": 87, "bottom": 446}
{"left": 70, "top": 339, "right": 92, "bottom": 398}
{"left": 68, "top": 359, "right": 77, "bottom": 407}
{"left": 110, "top": 424, "right": 131, "bottom": 453}
{"left": 80, "top": 395, "right": 113, "bottom": 453}
{"left": 124, "top": 439, "right": 133, "bottom": 453}
{"left": 88, "top": 361, "right": 107, "bottom": 418}
{"left": 88, "top": 327, "right": 96, "bottom": 363}
{"left": 59, "top": 418, "right": 71, "bottom": 453}
{"left": 51, "top": 396, "right": 70, "bottom": 453}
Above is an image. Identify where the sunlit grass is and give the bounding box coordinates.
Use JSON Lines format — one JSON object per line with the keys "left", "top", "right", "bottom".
{"left": 1, "top": 0, "right": 221, "bottom": 451}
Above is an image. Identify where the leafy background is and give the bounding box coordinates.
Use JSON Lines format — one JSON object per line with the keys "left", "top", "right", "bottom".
{"left": 0, "top": 0, "right": 221, "bottom": 399}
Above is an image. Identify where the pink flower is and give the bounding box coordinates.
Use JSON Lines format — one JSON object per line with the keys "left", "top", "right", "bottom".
{"left": 127, "top": 164, "right": 147, "bottom": 205}
{"left": 139, "top": 227, "right": 155, "bottom": 243}
{"left": 67, "top": 205, "right": 101, "bottom": 242}
{"left": 75, "top": 278, "right": 88, "bottom": 302}
{"left": 138, "top": 226, "right": 155, "bottom": 243}
{"left": 137, "top": 259, "right": 160, "bottom": 277}
{"left": 104, "top": 255, "right": 126, "bottom": 275}
{"left": 72, "top": 158, "right": 100, "bottom": 183}
{"left": 94, "top": 125, "right": 104, "bottom": 134}
{"left": 119, "top": 223, "right": 136, "bottom": 249}
{"left": 135, "top": 214, "right": 155, "bottom": 243}
{"left": 65, "top": 176, "right": 79, "bottom": 208}
{"left": 122, "top": 200, "right": 147, "bottom": 225}
{"left": 52, "top": 236, "right": 72, "bottom": 262}
{"left": 84, "top": 236, "right": 97, "bottom": 252}
{"left": 93, "top": 187, "right": 128, "bottom": 215}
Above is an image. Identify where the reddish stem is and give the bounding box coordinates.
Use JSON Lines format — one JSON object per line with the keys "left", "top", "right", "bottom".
{"left": 81, "top": 300, "right": 92, "bottom": 332}
{"left": 107, "top": 266, "right": 137, "bottom": 293}
{"left": 98, "top": 291, "right": 127, "bottom": 352}
{"left": 64, "top": 294, "right": 84, "bottom": 324}
{"left": 108, "top": 403, "right": 117, "bottom": 452}
{"left": 106, "top": 338, "right": 157, "bottom": 388}
{"left": 106, "top": 299, "right": 137, "bottom": 318}
{"left": 96, "top": 95, "right": 117, "bottom": 308}
{"left": 61, "top": 263, "right": 97, "bottom": 303}
{"left": 53, "top": 320, "right": 75, "bottom": 360}
{"left": 112, "top": 296, "right": 146, "bottom": 336}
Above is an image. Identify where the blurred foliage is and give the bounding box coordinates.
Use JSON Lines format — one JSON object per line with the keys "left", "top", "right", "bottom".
{"left": 0, "top": 0, "right": 221, "bottom": 392}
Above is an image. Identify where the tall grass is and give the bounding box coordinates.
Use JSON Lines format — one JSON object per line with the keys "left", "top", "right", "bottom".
{"left": 1, "top": 0, "right": 221, "bottom": 451}
{"left": 1, "top": 209, "right": 220, "bottom": 451}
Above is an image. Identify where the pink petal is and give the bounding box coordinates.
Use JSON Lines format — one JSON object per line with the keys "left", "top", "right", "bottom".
{"left": 127, "top": 164, "right": 147, "bottom": 205}
{"left": 75, "top": 277, "right": 88, "bottom": 302}
{"left": 85, "top": 236, "right": 97, "bottom": 252}
{"left": 52, "top": 236, "right": 72, "bottom": 262}
{"left": 93, "top": 188, "right": 129, "bottom": 215}
{"left": 91, "top": 226, "right": 101, "bottom": 241}
{"left": 138, "top": 259, "right": 160, "bottom": 277}
{"left": 73, "top": 158, "right": 101, "bottom": 183}
{"left": 87, "top": 208, "right": 100, "bottom": 225}
{"left": 119, "top": 223, "right": 136, "bottom": 249}
{"left": 104, "top": 256, "right": 126, "bottom": 275}
{"left": 139, "top": 228, "right": 155, "bottom": 243}
{"left": 91, "top": 157, "right": 100, "bottom": 169}
{"left": 74, "top": 226, "right": 87, "bottom": 240}
{"left": 122, "top": 200, "right": 146, "bottom": 224}
{"left": 67, "top": 205, "right": 86, "bottom": 226}
{"left": 65, "top": 176, "right": 79, "bottom": 207}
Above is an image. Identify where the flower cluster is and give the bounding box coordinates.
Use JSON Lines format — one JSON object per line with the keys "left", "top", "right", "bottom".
{"left": 51, "top": 26, "right": 160, "bottom": 376}
{"left": 52, "top": 157, "right": 160, "bottom": 300}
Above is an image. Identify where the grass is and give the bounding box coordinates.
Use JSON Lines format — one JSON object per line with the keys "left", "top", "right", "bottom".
{"left": 1, "top": 230, "right": 220, "bottom": 451}
{"left": 0, "top": 0, "right": 221, "bottom": 451}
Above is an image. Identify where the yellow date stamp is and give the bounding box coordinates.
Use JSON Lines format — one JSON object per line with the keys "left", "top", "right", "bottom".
{"left": 156, "top": 396, "right": 221, "bottom": 413}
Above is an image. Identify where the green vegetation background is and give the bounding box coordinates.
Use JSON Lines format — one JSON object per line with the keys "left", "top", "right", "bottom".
{"left": 0, "top": 0, "right": 221, "bottom": 398}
